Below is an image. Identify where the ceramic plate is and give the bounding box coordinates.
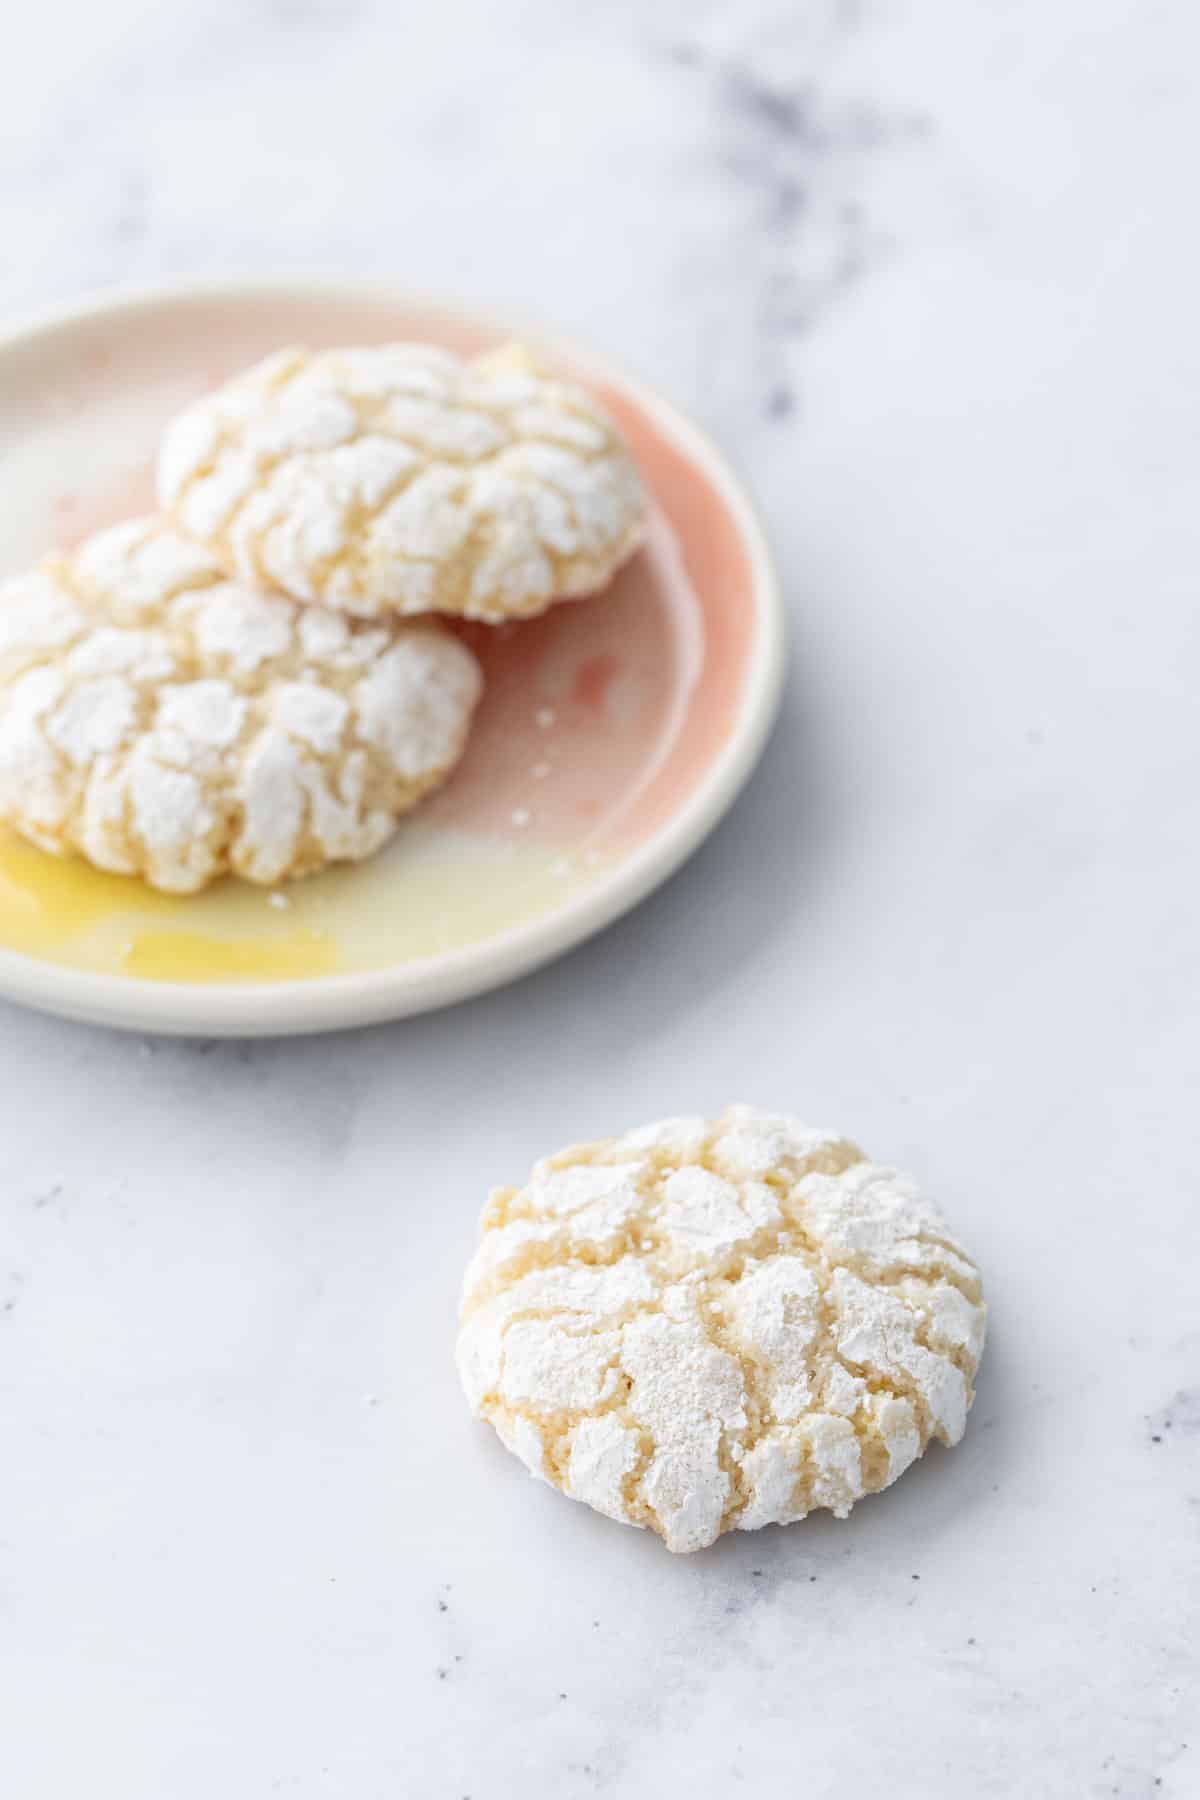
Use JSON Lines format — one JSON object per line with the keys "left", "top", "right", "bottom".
{"left": 0, "top": 281, "right": 784, "bottom": 1035}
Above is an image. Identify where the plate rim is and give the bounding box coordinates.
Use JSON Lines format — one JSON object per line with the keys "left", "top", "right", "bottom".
{"left": 0, "top": 276, "right": 786, "bottom": 1036}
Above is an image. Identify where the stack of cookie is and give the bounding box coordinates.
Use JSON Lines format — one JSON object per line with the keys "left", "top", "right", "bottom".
{"left": 0, "top": 344, "right": 645, "bottom": 893}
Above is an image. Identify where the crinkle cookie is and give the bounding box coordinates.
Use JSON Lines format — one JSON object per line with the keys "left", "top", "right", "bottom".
{"left": 157, "top": 342, "right": 646, "bottom": 622}
{"left": 458, "top": 1106, "right": 987, "bottom": 1554}
{"left": 0, "top": 518, "right": 482, "bottom": 893}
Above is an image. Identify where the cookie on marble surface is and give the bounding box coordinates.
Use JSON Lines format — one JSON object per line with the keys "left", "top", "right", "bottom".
{"left": 457, "top": 1106, "right": 986, "bottom": 1553}
{"left": 157, "top": 342, "right": 646, "bottom": 622}
{"left": 0, "top": 518, "right": 482, "bottom": 893}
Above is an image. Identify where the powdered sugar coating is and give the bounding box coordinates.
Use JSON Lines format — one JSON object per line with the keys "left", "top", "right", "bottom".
{"left": 0, "top": 518, "right": 482, "bottom": 892}
{"left": 457, "top": 1105, "right": 986, "bottom": 1553}
{"left": 158, "top": 343, "right": 646, "bottom": 622}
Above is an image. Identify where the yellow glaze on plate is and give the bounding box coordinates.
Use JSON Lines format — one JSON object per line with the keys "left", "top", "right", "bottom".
{"left": 0, "top": 826, "right": 603, "bottom": 984}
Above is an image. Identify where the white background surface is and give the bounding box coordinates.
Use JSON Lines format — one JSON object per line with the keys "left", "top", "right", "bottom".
{"left": 2, "top": 3, "right": 1198, "bottom": 1795}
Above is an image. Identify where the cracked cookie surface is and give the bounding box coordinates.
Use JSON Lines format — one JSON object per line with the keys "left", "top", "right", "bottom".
{"left": 158, "top": 342, "right": 646, "bottom": 621}
{"left": 457, "top": 1106, "right": 986, "bottom": 1553}
{"left": 0, "top": 518, "right": 482, "bottom": 892}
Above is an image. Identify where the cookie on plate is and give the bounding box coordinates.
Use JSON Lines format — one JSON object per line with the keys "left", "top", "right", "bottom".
{"left": 457, "top": 1106, "right": 986, "bottom": 1553}
{"left": 158, "top": 343, "right": 646, "bottom": 622}
{"left": 0, "top": 518, "right": 482, "bottom": 893}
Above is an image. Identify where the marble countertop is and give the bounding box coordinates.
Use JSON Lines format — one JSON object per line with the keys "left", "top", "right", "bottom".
{"left": 2, "top": 2, "right": 1198, "bottom": 1794}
